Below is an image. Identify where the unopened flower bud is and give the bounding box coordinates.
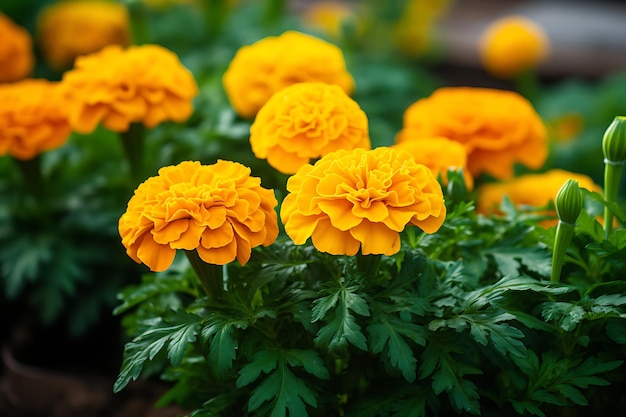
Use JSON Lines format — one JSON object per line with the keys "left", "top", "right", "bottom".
{"left": 602, "top": 116, "right": 626, "bottom": 165}
{"left": 555, "top": 179, "right": 583, "bottom": 225}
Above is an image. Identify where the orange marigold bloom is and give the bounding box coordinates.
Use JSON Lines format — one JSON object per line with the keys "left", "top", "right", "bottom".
{"left": 0, "top": 79, "right": 71, "bottom": 160}
{"left": 396, "top": 87, "right": 548, "bottom": 179}
{"left": 280, "top": 147, "right": 446, "bottom": 256}
{"left": 37, "top": 0, "right": 131, "bottom": 71}
{"left": 250, "top": 82, "right": 370, "bottom": 175}
{"left": 222, "top": 31, "right": 355, "bottom": 119}
{"left": 61, "top": 44, "right": 198, "bottom": 134}
{"left": 393, "top": 136, "right": 473, "bottom": 190}
{"left": 477, "top": 169, "right": 601, "bottom": 227}
{"left": 118, "top": 160, "right": 279, "bottom": 272}
{"left": 0, "top": 13, "right": 34, "bottom": 83}
{"left": 479, "top": 15, "right": 549, "bottom": 79}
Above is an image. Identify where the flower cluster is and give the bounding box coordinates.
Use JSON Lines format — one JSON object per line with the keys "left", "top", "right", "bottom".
{"left": 222, "top": 31, "right": 355, "bottom": 118}
{"left": 118, "top": 160, "right": 279, "bottom": 272}
{"left": 37, "top": 0, "right": 131, "bottom": 71}
{"left": 249, "top": 82, "right": 370, "bottom": 174}
{"left": 396, "top": 86, "right": 547, "bottom": 179}
{"left": 280, "top": 147, "right": 446, "bottom": 256}
{"left": 0, "top": 79, "right": 71, "bottom": 160}
{"left": 0, "top": 13, "right": 34, "bottom": 83}
{"left": 479, "top": 15, "right": 550, "bottom": 79}
{"left": 61, "top": 44, "right": 198, "bottom": 134}
{"left": 393, "top": 136, "right": 473, "bottom": 189}
{"left": 477, "top": 168, "right": 601, "bottom": 226}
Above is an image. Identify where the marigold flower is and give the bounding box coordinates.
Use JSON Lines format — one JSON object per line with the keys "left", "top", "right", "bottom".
{"left": 393, "top": 136, "right": 473, "bottom": 190}
{"left": 0, "top": 79, "right": 71, "bottom": 160}
{"left": 222, "top": 31, "right": 355, "bottom": 119}
{"left": 302, "top": 2, "right": 360, "bottom": 40}
{"left": 118, "top": 160, "right": 279, "bottom": 272}
{"left": 280, "top": 147, "right": 446, "bottom": 256}
{"left": 477, "top": 169, "right": 601, "bottom": 227}
{"left": 250, "top": 82, "right": 370, "bottom": 175}
{"left": 479, "top": 15, "right": 549, "bottom": 79}
{"left": 61, "top": 44, "right": 198, "bottom": 134}
{"left": 0, "top": 13, "right": 34, "bottom": 83}
{"left": 396, "top": 87, "right": 547, "bottom": 179}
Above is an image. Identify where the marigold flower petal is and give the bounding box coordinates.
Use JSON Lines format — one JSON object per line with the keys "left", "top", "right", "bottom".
{"left": 0, "top": 13, "right": 34, "bottom": 82}
{"left": 250, "top": 82, "right": 370, "bottom": 174}
{"left": 119, "top": 160, "right": 278, "bottom": 271}
{"left": 61, "top": 44, "right": 198, "bottom": 134}
{"left": 396, "top": 87, "right": 547, "bottom": 180}
{"left": 281, "top": 147, "right": 446, "bottom": 256}
{"left": 223, "top": 31, "right": 355, "bottom": 118}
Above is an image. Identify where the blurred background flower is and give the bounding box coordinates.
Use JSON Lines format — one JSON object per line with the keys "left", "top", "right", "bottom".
{"left": 0, "top": 12, "right": 34, "bottom": 83}
{"left": 36, "top": 0, "right": 131, "bottom": 72}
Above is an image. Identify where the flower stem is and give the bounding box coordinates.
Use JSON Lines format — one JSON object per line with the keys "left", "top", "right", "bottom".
{"left": 514, "top": 69, "right": 541, "bottom": 104}
{"left": 603, "top": 159, "right": 623, "bottom": 238}
{"left": 356, "top": 252, "right": 382, "bottom": 279}
{"left": 185, "top": 250, "right": 224, "bottom": 301}
{"left": 263, "top": 0, "right": 285, "bottom": 27}
{"left": 204, "top": 0, "right": 229, "bottom": 38}
{"left": 14, "top": 155, "right": 45, "bottom": 203}
{"left": 119, "top": 122, "right": 146, "bottom": 185}
{"left": 550, "top": 220, "right": 575, "bottom": 282}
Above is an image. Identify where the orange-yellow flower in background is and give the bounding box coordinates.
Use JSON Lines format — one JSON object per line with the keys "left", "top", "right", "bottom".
{"left": 479, "top": 15, "right": 549, "bottom": 79}
{"left": 222, "top": 31, "right": 355, "bottom": 119}
{"left": 302, "top": 2, "right": 361, "bottom": 40}
{"left": 393, "top": 136, "right": 473, "bottom": 190}
{"left": 118, "top": 160, "right": 279, "bottom": 272}
{"left": 548, "top": 113, "right": 584, "bottom": 143}
{"left": 250, "top": 82, "right": 370, "bottom": 175}
{"left": 392, "top": 0, "right": 451, "bottom": 56}
{"left": 61, "top": 44, "right": 198, "bottom": 134}
{"left": 476, "top": 169, "right": 601, "bottom": 227}
{"left": 396, "top": 87, "right": 547, "bottom": 180}
{"left": 37, "top": 0, "right": 130, "bottom": 71}
{"left": 280, "top": 147, "right": 446, "bottom": 256}
{"left": 0, "top": 13, "right": 34, "bottom": 83}
{"left": 0, "top": 79, "right": 71, "bottom": 160}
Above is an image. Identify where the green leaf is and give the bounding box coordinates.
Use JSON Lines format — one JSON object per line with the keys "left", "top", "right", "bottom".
{"left": 462, "top": 310, "right": 527, "bottom": 358}
{"left": 201, "top": 314, "right": 248, "bottom": 378}
{"left": 541, "top": 302, "right": 586, "bottom": 331}
{"left": 113, "top": 310, "right": 203, "bottom": 393}
{"left": 237, "top": 350, "right": 280, "bottom": 388}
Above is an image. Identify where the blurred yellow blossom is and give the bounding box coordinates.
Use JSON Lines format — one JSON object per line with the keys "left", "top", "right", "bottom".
{"left": 0, "top": 13, "right": 34, "bottom": 83}
{"left": 250, "top": 82, "right": 370, "bottom": 175}
{"left": 280, "top": 147, "right": 446, "bottom": 256}
{"left": 302, "top": 2, "right": 360, "bottom": 40}
{"left": 393, "top": 136, "right": 473, "bottom": 189}
{"left": 477, "top": 169, "right": 601, "bottom": 227}
{"left": 396, "top": 87, "right": 547, "bottom": 180}
{"left": 37, "top": 0, "right": 130, "bottom": 71}
{"left": 61, "top": 44, "right": 198, "bottom": 134}
{"left": 119, "top": 160, "right": 279, "bottom": 272}
{"left": 392, "top": 0, "right": 451, "bottom": 56}
{"left": 223, "top": 31, "right": 355, "bottom": 119}
{"left": 479, "top": 15, "right": 550, "bottom": 79}
{"left": 549, "top": 113, "right": 584, "bottom": 143}
{"left": 0, "top": 79, "right": 71, "bottom": 160}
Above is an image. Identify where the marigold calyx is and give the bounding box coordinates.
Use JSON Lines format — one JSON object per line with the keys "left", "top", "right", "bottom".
{"left": 555, "top": 179, "right": 583, "bottom": 225}
{"left": 602, "top": 116, "right": 626, "bottom": 165}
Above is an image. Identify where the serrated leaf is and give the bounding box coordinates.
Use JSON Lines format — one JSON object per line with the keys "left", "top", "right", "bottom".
{"left": 541, "top": 302, "right": 586, "bottom": 331}
{"left": 201, "top": 314, "right": 248, "bottom": 378}
{"left": 237, "top": 350, "right": 280, "bottom": 388}
{"left": 283, "top": 349, "right": 330, "bottom": 380}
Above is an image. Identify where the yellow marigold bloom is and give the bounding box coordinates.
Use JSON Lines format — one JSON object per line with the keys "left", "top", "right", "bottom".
{"left": 477, "top": 169, "right": 601, "bottom": 227}
{"left": 0, "top": 13, "right": 34, "bottom": 83}
{"left": 61, "top": 44, "right": 198, "bottom": 134}
{"left": 479, "top": 15, "right": 550, "bottom": 79}
{"left": 392, "top": 0, "right": 451, "bottom": 56}
{"left": 37, "top": 0, "right": 130, "bottom": 71}
{"left": 393, "top": 136, "right": 473, "bottom": 190}
{"left": 280, "top": 147, "right": 446, "bottom": 256}
{"left": 0, "top": 79, "right": 71, "bottom": 160}
{"left": 250, "top": 82, "right": 370, "bottom": 175}
{"left": 396, "top": 87, "right": 547, "bottom": 179}
{"left": 302, "top": 2, "right": 360, "bottom": 40}
{"left": 118, "top": 160, "right": 279, "bottom": 272}
{"left": 222, "top": 31, "right": 355, "bottom": 119}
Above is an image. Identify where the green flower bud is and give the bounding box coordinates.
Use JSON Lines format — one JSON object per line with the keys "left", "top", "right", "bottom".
{"left": 602, "top": 116, "right": 626, "bottom": 165}
{"left": 555, "top": 179, "right": 583, "bottom": 225}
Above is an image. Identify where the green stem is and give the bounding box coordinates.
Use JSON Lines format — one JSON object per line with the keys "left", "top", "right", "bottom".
{"left": 128, "top": 2, "right": 150, "bottom": 45}
{"left": 204, "top": 0, "right": 229, "bottom": 39}
{"left": 514, "top": 69, "right": 541, "bottom": 104}
{"left": 119, "top": 123, "right": 146, "bottom": 185}
{"left": 263, "top": 0, "right": 285, "bottom": 27}
{"left": 603, "top": 159, "right": 623, "bottom": 238}
{"left": 14, "top": 155, "right": 45, "bottom": 203}
{"left": 356, "top": 252, "right": 382, "bottom": 280}
{"left": 185, "top": 250, "right": 224, "bottom": 301}
{"left": 551, "top": 220, "right": 575, "bottom": 282}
